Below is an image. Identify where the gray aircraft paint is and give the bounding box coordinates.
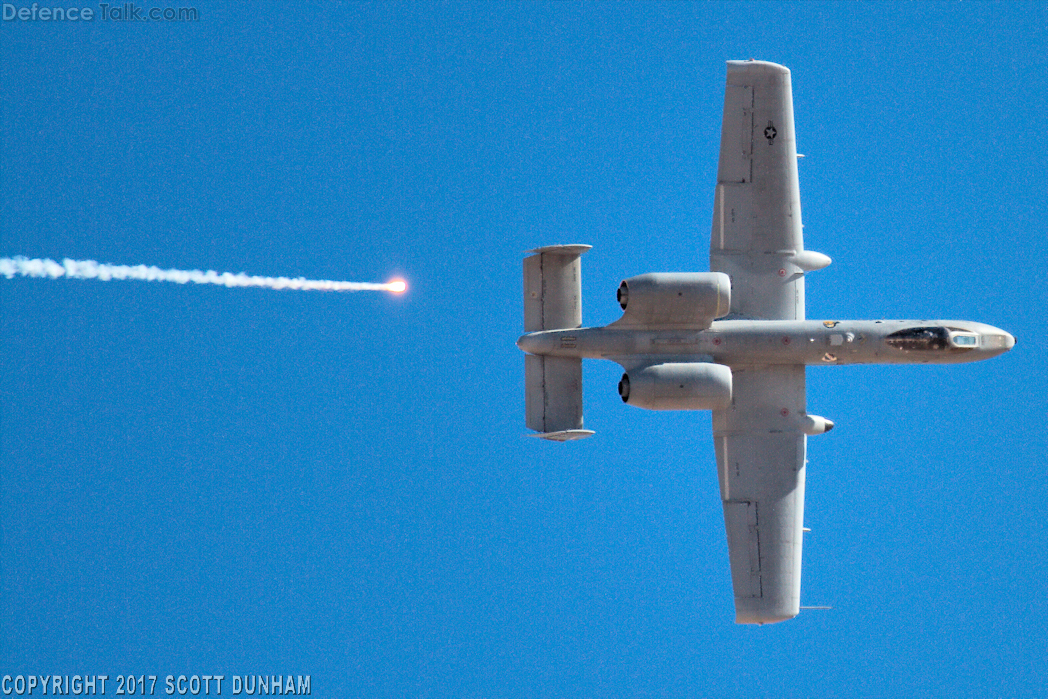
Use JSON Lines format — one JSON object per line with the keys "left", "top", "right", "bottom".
{"left": 517, "top": 319, "right": 1013, "bottom": 367}
{"left": 517, "top": 61, "right": 1014, "bottom": 624}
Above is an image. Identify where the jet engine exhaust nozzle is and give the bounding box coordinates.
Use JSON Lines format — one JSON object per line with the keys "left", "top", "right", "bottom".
{"left": 618, "top": 373, "right": 631, "bottom": 402}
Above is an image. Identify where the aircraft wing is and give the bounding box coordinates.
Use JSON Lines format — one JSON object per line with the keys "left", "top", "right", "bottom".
{"left": 713, "top": 365, "right": 807, "bottom": 624}
{"left": 710, "top": 60, "right": 805, "bottom": 321}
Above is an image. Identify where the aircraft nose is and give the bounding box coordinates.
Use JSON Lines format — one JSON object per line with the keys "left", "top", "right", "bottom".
{"left": 981, "top": 330, "right": 1015, "bottom": 353}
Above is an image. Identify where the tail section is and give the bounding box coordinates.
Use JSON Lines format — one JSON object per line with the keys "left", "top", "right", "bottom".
{"left": 525, "top": 355, "right": 592, "bottom": 440}
{"left": 522, "top": 245, "right": 594, "bottom": 441}
{"left": 523, "top": 244, "right": 590, "bottom": 331}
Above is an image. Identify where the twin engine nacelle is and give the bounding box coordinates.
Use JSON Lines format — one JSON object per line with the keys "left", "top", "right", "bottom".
{"left": 617, "top": 363, "right": 835, "bottom": 432}
{"left": 616, "top": 272, "right": 731, "bottom": 328}
{"left": 618, "top": 362, "right": 733, "bottom": 411}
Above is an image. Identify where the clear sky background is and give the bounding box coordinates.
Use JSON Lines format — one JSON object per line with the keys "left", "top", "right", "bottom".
{"left": 2, "top": 2, "right": 1046, "bottom": 697}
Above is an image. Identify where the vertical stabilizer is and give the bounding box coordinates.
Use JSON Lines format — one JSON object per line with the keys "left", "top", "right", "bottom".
{"left": 522, "top": 245, "right": 594, "bottom": 441}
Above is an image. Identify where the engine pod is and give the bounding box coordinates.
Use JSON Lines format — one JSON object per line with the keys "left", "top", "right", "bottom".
{"left": 619, "top": 362, "right": 732, "bottom": 411}
{"left": 615, "top": 272, "right": 731, "bottom": 328}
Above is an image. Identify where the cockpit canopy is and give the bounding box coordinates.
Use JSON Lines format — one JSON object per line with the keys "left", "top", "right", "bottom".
{"left": 886, "top": 326, "right": 949, "bottom": 350}
{"left": 886, "top": 326, "right": 979, "bottom": 351}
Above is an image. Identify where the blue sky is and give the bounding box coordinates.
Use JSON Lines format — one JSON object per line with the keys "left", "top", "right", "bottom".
{"left": 2, "top": 2, "right": 1046, "bottom": 697}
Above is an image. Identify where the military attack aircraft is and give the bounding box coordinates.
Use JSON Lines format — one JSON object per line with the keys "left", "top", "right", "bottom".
{"left": 516, "top": 60, "right": 1015, "bottom": 625}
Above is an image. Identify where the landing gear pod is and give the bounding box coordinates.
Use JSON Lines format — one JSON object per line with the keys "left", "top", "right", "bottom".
{"left": 618, "top": 362, "right": 733, "bottom": 411}
{"left": 801, "top": 414, "right": 835, "bottom": 435}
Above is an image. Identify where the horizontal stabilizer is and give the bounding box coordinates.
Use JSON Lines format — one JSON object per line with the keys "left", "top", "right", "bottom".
{"left": 524, "top": 245, "right": 590, "bottom": 332}
{"left": 525, "top": 354, "right": 590, "bottom": 437}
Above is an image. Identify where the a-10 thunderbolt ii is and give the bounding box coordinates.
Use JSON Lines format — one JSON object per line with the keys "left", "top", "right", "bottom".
{"left": 516, "top": 60, "right": 1015, "bottom": 625}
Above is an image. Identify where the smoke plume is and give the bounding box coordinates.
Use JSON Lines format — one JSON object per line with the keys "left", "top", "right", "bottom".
{"left": 0, "top": 257, "right": 406, "bottom": 293}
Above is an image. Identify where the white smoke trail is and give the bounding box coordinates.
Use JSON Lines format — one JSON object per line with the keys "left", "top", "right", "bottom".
{"left": 0, "top": 256, "right": 407, "bottom": 293}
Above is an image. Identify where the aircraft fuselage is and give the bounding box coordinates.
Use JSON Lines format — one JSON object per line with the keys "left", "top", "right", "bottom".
{"left": 516, "top": 319, "right": 1015, "bottom": 367}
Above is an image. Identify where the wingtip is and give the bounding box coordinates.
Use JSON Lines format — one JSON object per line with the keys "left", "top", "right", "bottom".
{"left": 734, "top": 597, "right": 799, "bottom": 625}
{"left": 727, "top": 59, "right": 790, "bottom": 76}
